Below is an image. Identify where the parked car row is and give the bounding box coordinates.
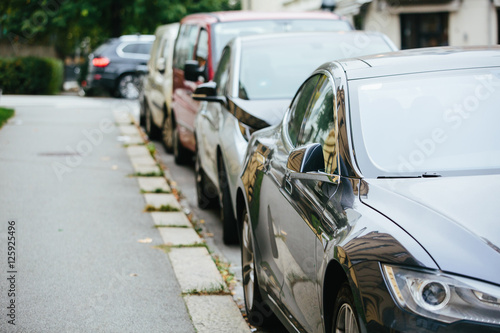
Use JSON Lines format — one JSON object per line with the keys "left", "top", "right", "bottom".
{"left": 193, "top": 31, "right": 397, "bottom": 244}
{"left": 86, "top": 9, "right": 500, "bottom": 333}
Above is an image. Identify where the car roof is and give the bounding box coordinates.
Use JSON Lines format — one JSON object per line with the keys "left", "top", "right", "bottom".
{"left": 118, "top": 34, "right": 155, "bottom": 42}
{"left": 235, "top": 30, "right": 395, "bottom": 47}
{"left": 180, "top": 10, "right": 346, "bottom": 25}
{"left": 333, "top": 46, "right": 500, "bottom": 80}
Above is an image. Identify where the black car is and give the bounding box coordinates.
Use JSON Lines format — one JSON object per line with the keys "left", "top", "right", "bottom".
{"left": 237, "top": 47, "right": 500, "bottom": 332}
{"left": 84, "top": 34, "right": 154, "bottom": 99}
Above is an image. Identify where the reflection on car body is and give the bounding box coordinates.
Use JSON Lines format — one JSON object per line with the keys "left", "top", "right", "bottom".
{"left": 237, "top": 47, "right": 500, "bottom": 333}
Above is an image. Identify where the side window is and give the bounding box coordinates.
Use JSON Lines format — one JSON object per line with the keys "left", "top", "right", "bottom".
{"left": 297, "top": 75, "right": 338, "bottom": 174}
{"left": 173, "top": 24, "right": 198, "bottom": 70}
{"left": 213, "top": 47, "right": 231, "bottom": 96}
{"left": 287, "top": 75, "right": 320, "bottom": 146}
{"left": 196, "top": 29, "right": 208, "bottom": 68}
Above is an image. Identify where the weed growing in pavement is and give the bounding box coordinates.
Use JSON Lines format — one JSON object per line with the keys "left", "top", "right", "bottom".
{"left": 144, "top": 204, "right": 179, "bottom": 212}
{"left": 183, "top": 283, "right": 230, "bottom": 296}
{"left": 123, "top": 143, "right": 145, "bottom": 148}
{"left": 146, "top": 142, "right": 156, "bottom": 156}
{"left": 153, "top": 224, "right": 190, "bottom": 228}
{"left": 0, "top": 107, "right": 15, "bottom": 128}
{"left": 130, "top": 170, "right": 164, "bottom": 177}
{"left": 140, "top": 188, "right": 171, "bottom": 194}
{"left": 212, "top": 255, "right": 236, "bottom": 290}
{"left": 155, "top": 243, "right": 208, "bottom": 253}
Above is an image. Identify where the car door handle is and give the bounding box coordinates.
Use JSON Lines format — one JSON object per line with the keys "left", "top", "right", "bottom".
{"left": 284, "top": 178, "right": 292, "bottom": 195}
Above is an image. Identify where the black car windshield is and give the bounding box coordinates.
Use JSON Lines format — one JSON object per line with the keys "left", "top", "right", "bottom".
{"left": 350, "top": 68, "right": 500, "bottom": 177}
{"left": 212, "top": 19, "right": 352, "bottom": 66}
{"left": 238, "top": 33, "right": 394, "bottom": 100}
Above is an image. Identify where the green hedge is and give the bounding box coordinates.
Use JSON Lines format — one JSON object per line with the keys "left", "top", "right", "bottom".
{"left": 0, "top": 57, "right": 63, "bottom": 95}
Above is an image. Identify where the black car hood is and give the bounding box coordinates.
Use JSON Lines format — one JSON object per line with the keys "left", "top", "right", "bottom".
{"left": 228, "top": 98, "right": 290, "bottom": 129}
{"left": 361, "top": 175, "right": 500, "bottom": 285}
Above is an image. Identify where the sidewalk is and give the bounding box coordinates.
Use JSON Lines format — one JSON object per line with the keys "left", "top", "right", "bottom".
{"left": 0, "top": 95, "right": 249, "bottom": 332}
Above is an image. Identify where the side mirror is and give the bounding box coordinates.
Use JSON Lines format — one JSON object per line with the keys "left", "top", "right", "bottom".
{"left": 193, "top": 82, "right": 227, "bottom": 105}
{"left": 287, "top": 143, "right": 324, "bottom": 174}
{"left": 156, "top": 58, "right": 166, "bottom": 73}
{"left": 184, "top": 60, "right": 205, "bottom": 82}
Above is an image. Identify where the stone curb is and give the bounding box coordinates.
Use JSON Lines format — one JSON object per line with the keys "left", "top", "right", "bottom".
{"left": 112, "top": 109, "right": 250, "bottom": 333}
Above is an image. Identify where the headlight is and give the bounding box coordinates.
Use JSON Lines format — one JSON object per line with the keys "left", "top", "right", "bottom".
{"left": 238, "top": 121, "right": 256, "bottom": 141}
{"left": 382, "top": 264, "right": 500, "bottom": 324}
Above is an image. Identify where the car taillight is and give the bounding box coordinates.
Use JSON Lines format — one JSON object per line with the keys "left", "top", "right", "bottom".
{"left": 92, "top": 57, "right": 110, "bottom": 67}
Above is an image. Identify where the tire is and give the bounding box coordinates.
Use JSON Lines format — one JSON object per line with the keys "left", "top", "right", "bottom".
{"left": 161, "top": 111, "right": 174, "bottom": 153}
{"left": 144, "top": 101, "right": 161, "bottom": 140}
{"left": 173, "top": 125, "right": 191, "bottom": 165}
{"left": 241, "top": 208, "right": 275, "bottom": 327}
{"left": 218, "top": 156, "right": 238, "bottom": 245}
{"left": 332, "top": 283, "right": 360, "bottom": 333}
{"left": 116, "top": 74, "right": 140, "bottom": 99}
{"left": 139, "top": 98, "right": 146, "bottom": 127}
{"left": 195, "top": 144, "right": 218, "bottom": 209}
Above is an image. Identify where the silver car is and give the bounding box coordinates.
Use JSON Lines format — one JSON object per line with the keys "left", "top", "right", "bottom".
{"left": 193, "top": 31, "right": 397, "bottom": 244}
{"left": 141, "top": 23, "right": 180, "bottom": 147}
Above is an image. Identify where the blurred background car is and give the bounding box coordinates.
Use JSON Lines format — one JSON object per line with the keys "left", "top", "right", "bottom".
{"left": 141, "top": 23, "right": 180, "bottom": 142}
{"left": 237, "top": 47, "right": 500, "bottom": 333}
{"left": 166, "top": 10, "right": 354, "bottom": 163}
{"left": 193, "top": 31, "right": 397, "bottom": 244}
{"left": 83, "top": 34, "right": 155, "bottom": 99}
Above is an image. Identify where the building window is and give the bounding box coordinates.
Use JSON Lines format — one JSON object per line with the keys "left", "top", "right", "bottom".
{"left": 400, "top": 13, "right": 449, "bottom": 49}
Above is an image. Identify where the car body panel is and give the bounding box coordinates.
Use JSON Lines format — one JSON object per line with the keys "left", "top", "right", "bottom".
{"left": 237, "top": 47, "right": 500, "bottom": 332}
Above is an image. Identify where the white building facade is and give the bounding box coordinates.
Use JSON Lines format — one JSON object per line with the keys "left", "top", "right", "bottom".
{"left": 242, "top": 0, "right": 499, "bottom": 49}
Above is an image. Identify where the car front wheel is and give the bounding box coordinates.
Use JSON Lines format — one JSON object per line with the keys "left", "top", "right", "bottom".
{"left": 161, "top": 112, "right": 174, "bottom": 153}
{"left": 332, "top": 282, "right": 360, "bottom": 333}
{"left": 241, "top": 208, "right": 274, "bottom": 327}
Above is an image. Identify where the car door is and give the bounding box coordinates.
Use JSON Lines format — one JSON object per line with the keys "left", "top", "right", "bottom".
{"left": 197, "top": 46, "right": 232, "bottom": 185}
{"left": 172, "top": 24, "right": 200, "bottom": 151}
{"left": 150, "top": 36, "right": 168, "bottom": 121}
{"left": 270, "top": 74, "right": 338, "bottom": 331}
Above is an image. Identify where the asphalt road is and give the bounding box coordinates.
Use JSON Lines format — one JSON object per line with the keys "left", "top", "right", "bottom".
{"left": 0, "top": 96, "right": 195, "bottom": 332}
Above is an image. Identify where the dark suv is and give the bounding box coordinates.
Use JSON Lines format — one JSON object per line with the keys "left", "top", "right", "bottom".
{"left": 84, "top": 34, "right": 155, "bottom": 99}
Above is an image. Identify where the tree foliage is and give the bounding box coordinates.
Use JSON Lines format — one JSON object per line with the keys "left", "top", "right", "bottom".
{"left": 0, "top": 0, "right": 240, "bottom": 57}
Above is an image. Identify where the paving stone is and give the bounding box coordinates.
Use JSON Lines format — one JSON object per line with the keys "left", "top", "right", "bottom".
{"left": 169, "top": 247, "right": 225, "bottom": 293}
{"left": 133, "top": 164, "right": 161, "bottom": 174}
{"left": 138, "top": 177, "right": 171, "bottom": 193}
{"left": 113, "top": 110, "right": 132, "bottom": 124}
{"left": 119, "top": 135, "right": 144, "bottom": 145}
{"left": 130, "top": 155, "right": 157, "bottom": 167}
{"left": 158, "top": 227, "right": 202, "bottom": 246}
{"left": 119, "top": 125, "right": 140, "bottom": 136}
{"left": 184, "top": 295, "right": 251, "bottom": 333}
{"left": 126, "top": 145, "right": 151, "bottom": 157}
{"left": 150, "top": 212, "right": 191, "bottom": 227}
{"left": 144, "top": 193, "right": 181, "bottom": 210}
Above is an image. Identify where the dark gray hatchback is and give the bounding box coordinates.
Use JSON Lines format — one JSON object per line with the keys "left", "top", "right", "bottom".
{"left": 237, "top": 47, "right": 500, "bottom": 333}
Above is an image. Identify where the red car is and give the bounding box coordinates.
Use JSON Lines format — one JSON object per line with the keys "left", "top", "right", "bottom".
{"left": 166, "top": 10, "right": 353, "bottom": 163}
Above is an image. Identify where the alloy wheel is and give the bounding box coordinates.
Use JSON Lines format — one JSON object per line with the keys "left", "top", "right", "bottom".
{"left": 117, "top": 74, "right": 139, "bottom": 99}
{"left": 335, "top": 303, "right": 359, "bottom": 333}
{"left": 242, "top": 211, "right": 255, "bottom": 311}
